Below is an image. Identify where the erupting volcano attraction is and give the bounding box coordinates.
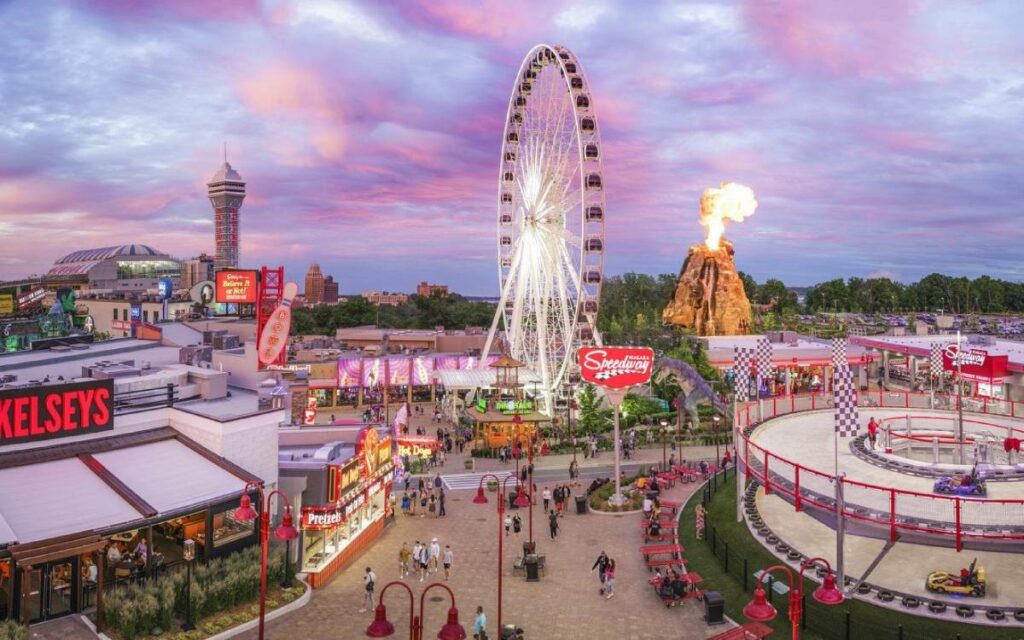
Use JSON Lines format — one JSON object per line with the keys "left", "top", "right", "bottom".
{"left": 662, "top": 182, "right": 757, "bottom": 336}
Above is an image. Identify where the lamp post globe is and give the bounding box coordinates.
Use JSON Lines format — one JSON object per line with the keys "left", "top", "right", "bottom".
{"left": 437, "top": 607, "right": 467, "bottom": 640}
{"left": 742, "top": 585, "right": 777, "bottom": 623}
{"left": 812, "top": 573, "right": 845, "bottom": 606}
{"left": 366, "top": 603, "right": 395, "bottom": 637}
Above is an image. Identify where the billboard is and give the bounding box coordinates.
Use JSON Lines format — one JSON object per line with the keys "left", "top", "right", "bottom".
{"left": 157, "top": 278, "right": 174, "bottom": 301}
{"left": 17, "top": 288, "right": 45, "bottom": 308}
{"left": 0, "top": 379, "right": 114, "bottom": 447}
{"left": 0, "top": 295, "right": 12, "bottom": 315}
{"left": 189, "top": 280, "right": 215, "bottom": 305}
{"left": 216, "top": 270, "right": 258, "bottom": 304}
{"left": 577, "top": 346, "right": 655, "bottom": 389}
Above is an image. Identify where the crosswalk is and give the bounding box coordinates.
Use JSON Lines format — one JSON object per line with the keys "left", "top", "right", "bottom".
{"left": 441, "top": 471, "right": 514, "bottom": 491}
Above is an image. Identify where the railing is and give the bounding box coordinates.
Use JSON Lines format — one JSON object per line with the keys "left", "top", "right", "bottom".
{"left": 113, "top": 383, "right": 179, "bottom": 416}
{"left": 737, "top": 390, "right": 1024, "bottom": 549}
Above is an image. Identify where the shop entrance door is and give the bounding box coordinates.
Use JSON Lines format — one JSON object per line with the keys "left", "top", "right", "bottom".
{"left": 23, "top": 559, "right": 76, "bottom": 623}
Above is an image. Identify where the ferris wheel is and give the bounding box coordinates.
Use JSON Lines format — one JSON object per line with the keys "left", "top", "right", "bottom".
{"left": 480, "top": 44, "right": 606, "bottom": 414}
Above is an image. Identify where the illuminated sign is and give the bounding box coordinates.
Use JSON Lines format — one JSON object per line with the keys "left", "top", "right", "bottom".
{"left": 578, "top": 346, "right": 655, "bottom": 389}
{"left": 0, "top": 295, "right": 12, "bottom": 315}
{"left": 130, "top": 304, "right": 142, "bottom": 323}
{"left": 941, "top": 345, "right": 1008, "bottom": 381}
{"left": 0, "top": 379, "right": 114, "bottom": 447}
{"left": 258, "top": 281, "right": 298, "bottom": 366}
{"left": 215, "top": 270, "right": 258, "bottom": 304}
{"left": 157, "top": 278, "right": 173, "bottom": 301}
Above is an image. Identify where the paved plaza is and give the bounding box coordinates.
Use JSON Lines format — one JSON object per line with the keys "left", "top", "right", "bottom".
{"left": 237, "top": 408, "right": 725, "bottom": 640}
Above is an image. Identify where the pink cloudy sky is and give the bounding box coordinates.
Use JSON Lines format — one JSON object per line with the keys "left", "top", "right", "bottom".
{"left": 1, "top": 0, "right": 1023, "bottom": 295}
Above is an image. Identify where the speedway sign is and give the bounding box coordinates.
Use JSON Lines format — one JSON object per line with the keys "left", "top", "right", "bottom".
{"left": 941, "top": 345, "right": 1008, "bottom": 381}
{"left": 578, "top": 347, "right": 655, "bottom": 389}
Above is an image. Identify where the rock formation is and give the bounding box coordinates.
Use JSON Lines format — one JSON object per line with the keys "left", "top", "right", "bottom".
{"left": 662, "top": 240, "right": 752, "bottom": 336}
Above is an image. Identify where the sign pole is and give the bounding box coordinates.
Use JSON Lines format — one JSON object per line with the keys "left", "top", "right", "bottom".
{"left": 835, "top": 471, "right": 846, "bottom": 592}
{"left": 734, "top": 393, "right": 743, "bottom": 523}
{"left": 956, "top": 331, "right": 965, "bottom": 465}
{"left": 607, "top": 388, "right": 628, "bottom": 505}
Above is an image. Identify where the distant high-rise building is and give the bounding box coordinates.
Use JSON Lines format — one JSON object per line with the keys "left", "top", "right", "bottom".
{"left": 305, "top": 263, "right": 325, "bottom": 304}
{"left": 323, "top": 275, "right": 339, "bottom": 304}
{"left": 207, "top": 160, "right": 246, "bottom": 269}
{"left": 181, "top": 253, "right": 216, "bottom": 291}
{"left": 417, "top": 281, "right": 449, "bottom": 297}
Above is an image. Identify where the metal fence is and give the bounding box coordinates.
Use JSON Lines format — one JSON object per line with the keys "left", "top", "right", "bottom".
{"left": 700, "top": 470, "right": 991, "bottom": 640}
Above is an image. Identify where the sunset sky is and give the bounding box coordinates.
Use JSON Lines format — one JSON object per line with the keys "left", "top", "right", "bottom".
{"left": 2, "top": 0, "right": 1023, "bottom": 295}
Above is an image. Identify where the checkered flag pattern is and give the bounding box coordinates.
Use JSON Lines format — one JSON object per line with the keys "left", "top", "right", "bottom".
{"left": 831, "top": 337, "right": 847, "bottom": 371}
{"left": 833, "top": 366, "right": 860, "bottom": 438}
{"left": 733, "top": 346, "right": 754, "bottom": 401}
{"left": 929, "top": 343, "right": 943, "bottom": 378}
{"left": 594, "top": 369, "right": 629, "bottom": 381}
{"left": 755, "top": 337, "right": 774, "bottom": 380}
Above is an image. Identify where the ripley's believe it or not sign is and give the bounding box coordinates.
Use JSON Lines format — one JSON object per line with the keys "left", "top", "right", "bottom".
{"left": 578, "top": 346, "right": 655, "bottom": 389}
{"left": 0, "top": 379, "right": 114, "bottom": 446}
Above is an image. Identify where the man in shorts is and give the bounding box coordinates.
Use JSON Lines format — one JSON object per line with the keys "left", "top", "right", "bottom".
{"left": 443, "top": 544, "right": 454, "bottom": 581}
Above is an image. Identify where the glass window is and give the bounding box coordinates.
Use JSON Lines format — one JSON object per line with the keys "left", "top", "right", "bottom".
{"left": 113, "top": 308, "right": 118, "bottom": 320}
{"left": 153, "top": 311, "right": 159, "bottom": 323}
{"left": 211, "top": 504, "right": 254, "bottom": 547}
{"left": 143, "top": 310, "right": 149, "bottom": 322}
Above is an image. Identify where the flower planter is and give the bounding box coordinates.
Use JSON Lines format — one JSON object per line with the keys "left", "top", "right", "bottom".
{"left": 464, "top": 458, "right": 475, "bottom": 471}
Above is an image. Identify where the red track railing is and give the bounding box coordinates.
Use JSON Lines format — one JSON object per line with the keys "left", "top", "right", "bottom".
{"left": 737, "top": 390, "right": 1024, "bottom": 550}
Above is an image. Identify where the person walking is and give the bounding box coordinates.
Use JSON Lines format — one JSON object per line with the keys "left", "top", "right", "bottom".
{"left": 399, "top": 543, "right": 411, "bottom": 578}
{"left": 439, "top": 489, "right": 447, "bottom": 517}
{"left": 443, "top": 544, "right": 454, "bottom": 581}
{"left": 604, "top": 559, "right": 616, "bottom": 599}
{"left": 542, "top": 486, "right": 551, "bottom": 513}
{"left": 592, "top": 551, "right": 609, "bottom": 594}
{"left": 473, "top": 606, "right": 487, "bottom": 640}
{"left": 504, "top": 513, "right": 512, "bottom": 536}
{"left": 429, "top": 538, "right": 441, "bottom": 573}
{"left": 429, "top": 493, "right": 437, "bottom": 517}
{"left": 548, "top": 509, "right": 559, "bottom": 539}
{"left": 867, "top": 417, "right": 879, "bottom": 450}
{"left": 361, "top": 567, "right": 376, "bottom": 613}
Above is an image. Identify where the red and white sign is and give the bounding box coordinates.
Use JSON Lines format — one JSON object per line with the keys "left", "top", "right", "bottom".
{"left": 111, "top": 320, "right": 131, "bottom": 331}
{"left": 577, "top": 346, "right": 655, "bottom": 389}
{"left": 942, "top": 345, "right": 1009, "bottom": 381}
{"left": 17, "top": 288, "right": 45, "bottom": 308}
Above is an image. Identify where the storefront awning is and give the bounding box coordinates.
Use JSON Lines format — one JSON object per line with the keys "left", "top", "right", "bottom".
{"left": 92, "top": 439, "right": 253, "bottom": 514}
{"left": 0, "top": 512, "right": 16, "bottom": 546}
{"left": 0, "top": 458, "right": 144, "bottom": 545}
{"left": 433, "top": 367, "right": 543, "bottom": 390}
{"left": 0, "top": 427, "right": 262, "bottom": 546}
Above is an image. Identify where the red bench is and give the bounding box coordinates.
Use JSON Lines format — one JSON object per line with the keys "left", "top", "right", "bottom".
{"left": 643, "top": 533, "right": 676, "bottom": 543}
{"left": 709, "top": 622, "right": 773, "bottom": 639}
{"left": 644, "top": 557, "right": 685, "bottom": 571}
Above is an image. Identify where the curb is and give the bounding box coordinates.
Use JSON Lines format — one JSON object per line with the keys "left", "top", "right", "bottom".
{"left": 80, "top": 576, "right": 312, "bottom": 640}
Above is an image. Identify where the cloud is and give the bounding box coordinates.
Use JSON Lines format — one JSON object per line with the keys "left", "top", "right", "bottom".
{"left": 0, "top": 0, "right": 1023, "bottom": 294}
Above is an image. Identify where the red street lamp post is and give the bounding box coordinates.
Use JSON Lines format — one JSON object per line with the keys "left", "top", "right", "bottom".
{"left": 234, "top": 482, "right": 299, "bottom": 640}
{"left": 473, "top": 473, "right": 520, "bottom": 634}
{"left": 743, "top": 558, "right": 844, "bottom": 640}
{"left": 366, "top": 580, "right": 466, "bottom": 640}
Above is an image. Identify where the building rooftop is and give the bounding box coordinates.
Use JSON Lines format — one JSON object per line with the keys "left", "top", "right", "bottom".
{"left": 852, "top": 334, "right": 1024, "bottom": 373}
{"left": 703, "top": 334, "right": 872, "bottom": 366}
{"left": 54, "top": 244, "right": 166, "bottom": 264}
{"left": 208, "top": 161, "right": 244, "bottom": 185}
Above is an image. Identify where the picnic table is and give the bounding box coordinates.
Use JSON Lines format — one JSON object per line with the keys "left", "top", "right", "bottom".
{"left": 640, "top": 519, "right": 677, "bottom": 529}
{"left": 643, "top": 532, "right": 677, "bottom": 543}
{"left": 657, "top": 472, "right": 677, "bottom": 488}
{"left": 709, "top": 622, "right": 773, "bottom": 639}
{"left": 672, "top": 466, "right": 699, "bottom": 482}
{"left": 658, "top": 498, "right": 682, "bottom": 513}
{"left": 640, "top": 543, "right": 683, "bottom": 560}
{"left": 644, "top": 557, "right": 686, "bottom": 571}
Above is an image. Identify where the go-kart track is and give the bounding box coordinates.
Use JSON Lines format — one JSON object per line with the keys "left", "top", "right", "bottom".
{"left": 738, "top": 391, "right": 1024, "bottom": 620}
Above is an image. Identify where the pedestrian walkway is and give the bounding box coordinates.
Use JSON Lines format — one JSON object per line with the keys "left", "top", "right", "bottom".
{"left": 441, "top": 470, "right": 514, "bottom": 491}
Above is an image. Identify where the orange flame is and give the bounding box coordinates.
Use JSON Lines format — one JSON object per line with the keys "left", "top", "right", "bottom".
{"left": 699, "top": 182, "right": 758, "bottom": 250}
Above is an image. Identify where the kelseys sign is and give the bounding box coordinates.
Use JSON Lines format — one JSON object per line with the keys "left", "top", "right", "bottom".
{"left": 0, "top": 379, "right": 114, "bottom": 446}
{"left": 578, "top": 347, "right": 655, "bottom": 389}
{"left": 941, "top": 345, "right": 1009, "bottom": 381}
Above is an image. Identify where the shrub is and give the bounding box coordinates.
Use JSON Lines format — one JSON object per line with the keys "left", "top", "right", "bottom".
{"left": 0, "top": 621, "right": 27, "bottom": 640}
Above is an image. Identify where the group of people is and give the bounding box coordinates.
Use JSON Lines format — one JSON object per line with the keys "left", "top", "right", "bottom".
{"left": 541, "top": 484, "right": 573, "bottom": 515}
{"left": 652, "top": 567, "right": 692, "bottom": 601}
{"left": 400, "top": 473, "right": 447, "bottom": 518}
{"left": 398, "top": 538, "right": 455, "bottom": 582}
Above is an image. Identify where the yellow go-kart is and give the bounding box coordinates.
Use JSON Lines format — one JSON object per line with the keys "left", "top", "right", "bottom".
{"left": 926, "top": 559, "right": 986, "bottom": 597}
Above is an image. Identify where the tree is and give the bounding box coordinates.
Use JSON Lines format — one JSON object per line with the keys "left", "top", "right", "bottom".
{"left": 756, "top": 279, "right": 798, "bottom": 312}
{"left": 738, "top": 271, "right": 758, "bottom": 302}
{"left": 576, "top": 383, "right": 612, "bottom": 436}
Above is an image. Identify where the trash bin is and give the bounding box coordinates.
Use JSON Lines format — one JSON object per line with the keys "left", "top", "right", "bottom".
{"left": 523, "top": 541, "right": 536, "bottom": 556}
{"left": 575, "top": 495, "right": 587, "bottom": 514}
{"left": 524, "top": 554, "right": 540, "bottom": 582}
{"left": 704, "top": 591, "right": 725, "bottom": 625}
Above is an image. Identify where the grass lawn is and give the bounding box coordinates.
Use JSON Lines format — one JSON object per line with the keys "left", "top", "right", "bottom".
{"left": 678, "top": 471, "right": 1020, "bottom": 640}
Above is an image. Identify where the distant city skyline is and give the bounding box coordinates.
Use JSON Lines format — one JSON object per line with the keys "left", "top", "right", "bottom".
{"left": 2, "top": 1, "right": 1023, "bottom": 296}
